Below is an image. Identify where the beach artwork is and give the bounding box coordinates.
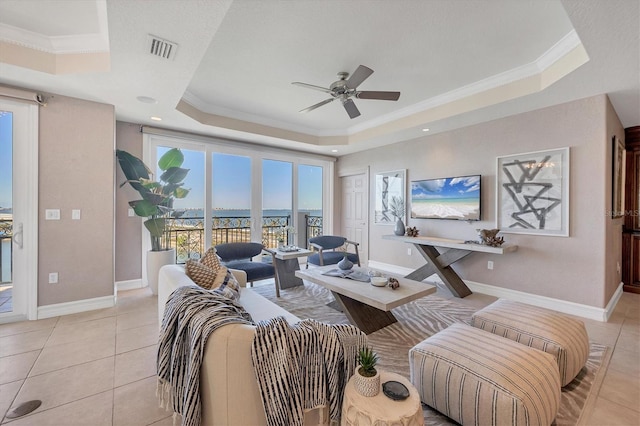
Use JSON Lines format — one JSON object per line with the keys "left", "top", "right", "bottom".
{"left": 411, "top": 175, "right": 481, "bottom": 220}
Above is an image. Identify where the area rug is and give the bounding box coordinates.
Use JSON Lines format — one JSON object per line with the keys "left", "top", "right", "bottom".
{"left": 250, "top": 281, "right": 611, "bottom": 426}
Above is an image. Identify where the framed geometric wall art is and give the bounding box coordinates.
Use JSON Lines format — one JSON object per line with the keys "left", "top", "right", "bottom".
{"left": 496, "top": 147, "right": 570, "bottom": 236}
{"left": 374, "top": 169, "right": 405, "bottom": 224}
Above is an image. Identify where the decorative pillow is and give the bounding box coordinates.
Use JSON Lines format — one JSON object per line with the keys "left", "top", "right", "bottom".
{"left": 185, "top": 259, "right": 217, "bottom": 290}
{"left": 213, "top": 268, "right": 241, "bottom": 301}
{"left": 200, "top": 247, "right": 224, "bottom": 272}
{"left": 185, "top": 255, "right": 241, "bottom": 300}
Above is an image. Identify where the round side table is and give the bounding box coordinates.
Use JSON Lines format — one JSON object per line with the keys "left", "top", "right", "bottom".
{"left": 341, "top": 370, "right": 423, "bottom": 426}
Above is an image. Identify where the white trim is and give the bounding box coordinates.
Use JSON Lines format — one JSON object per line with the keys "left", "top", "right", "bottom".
{"left": 37, "top": 295, "right": 115, "bottom": 319}
{"left": 367, "top": 260, "right": 619, "bottom": 322}
{"left": 0, "top": 99, "right": 39, "bottom": 322}
{"left": 116, "top": 279, "right": 144, "bottom": 291}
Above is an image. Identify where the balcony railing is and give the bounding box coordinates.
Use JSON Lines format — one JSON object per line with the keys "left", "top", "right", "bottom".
{"left": 164, "top": 215, "right": 323, "bottom": 263}
{"left": 0, "top": 219, "right": 12, "bottom": 284}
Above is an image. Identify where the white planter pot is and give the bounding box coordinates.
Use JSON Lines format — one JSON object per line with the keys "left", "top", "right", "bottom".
{"left": 146, "top": 248, "right": 175, "bottom": 295}
{"left": 353, "top": 367, "right": 380, "bottom": 397}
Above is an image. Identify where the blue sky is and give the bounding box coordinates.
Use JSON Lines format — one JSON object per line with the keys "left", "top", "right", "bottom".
{"left": 411, "top": 175, "right": 480, "bottom": 200}
{"left": 157, "top": 147, "right": 322, "bottom": 211}
{"left": 0, "top": 112, "right": 12, "bottom": 209}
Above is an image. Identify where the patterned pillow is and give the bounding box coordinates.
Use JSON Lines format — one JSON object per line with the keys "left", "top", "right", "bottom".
{"left": 200, "top": 247, "right": 224, "bottom": 272}
{"left": 185, "top": 260, "right": 217, "bottom": 290}
{"left": 185, "top": 256, "right": 241, "bottom": 301}
{"left": 213, "top": 268, "right": 241, "bottom": 301}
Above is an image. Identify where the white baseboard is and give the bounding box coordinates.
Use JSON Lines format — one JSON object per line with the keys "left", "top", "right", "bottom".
{"left": 367, "top": 260, "right": 621, "bottom": 322}
{"left": 116, "top": 279, "right": 144, "bottom": 292}
{"left": 37, "top": 295, "right": 116, "bottom": 319}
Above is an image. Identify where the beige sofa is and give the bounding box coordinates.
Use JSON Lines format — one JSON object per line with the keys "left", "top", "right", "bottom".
{"left": 157, "top": 264, "right": 328, "bottom": 426}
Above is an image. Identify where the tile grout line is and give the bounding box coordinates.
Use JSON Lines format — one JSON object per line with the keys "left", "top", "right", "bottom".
{"left": 0, "top": 316, "right": 60, "bottom": 424}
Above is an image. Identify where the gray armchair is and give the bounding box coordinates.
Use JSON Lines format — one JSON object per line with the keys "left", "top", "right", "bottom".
{"left": 214, "top": 242, "right": 275, "bottom": 286}
{"left": 306, "top": 235, "right": 360, "bottom": 268}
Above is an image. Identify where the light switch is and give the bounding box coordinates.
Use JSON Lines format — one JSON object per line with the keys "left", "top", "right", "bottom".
{"left": 72, "top": 209, "right": 81, "bottom": 220}
{"left": 45, "top": 209, "right": 60, "bottom": 220}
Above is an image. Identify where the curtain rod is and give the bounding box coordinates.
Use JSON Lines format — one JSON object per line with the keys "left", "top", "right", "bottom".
{"left": 0, "top": 86, "right": 47, "bottom": 106}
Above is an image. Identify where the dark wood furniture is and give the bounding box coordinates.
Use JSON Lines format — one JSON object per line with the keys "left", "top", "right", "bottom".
{"left": 382, "top": 235, "right": 518, "bottom": 298}
{"left": 623, "top": 126, "right": 640, "bottom": 293}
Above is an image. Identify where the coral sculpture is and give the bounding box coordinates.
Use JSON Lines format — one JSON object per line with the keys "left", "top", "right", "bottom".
{"left": 406, "top": 226, "right": 419, "bottom": 237}
{"left": 477, "top": 229, "right": 504, "bottom": 247}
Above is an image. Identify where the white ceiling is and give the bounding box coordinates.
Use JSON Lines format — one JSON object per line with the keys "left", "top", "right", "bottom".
{"left": 0, "top": 0, "right": 638, "bottom": 156}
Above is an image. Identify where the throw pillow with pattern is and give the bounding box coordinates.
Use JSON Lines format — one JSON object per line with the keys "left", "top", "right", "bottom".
{"left": 185, "top": 259, "right": 217, "bottom": 290}
{"left": 185, "top": 256, "right": 241, "bottom": 301}
{"left": 200, "top": 247, "right": 223, "bottom": 272}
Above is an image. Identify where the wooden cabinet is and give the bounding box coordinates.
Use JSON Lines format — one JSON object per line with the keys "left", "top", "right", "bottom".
{"left": 623, "top": 126, "right": 640, "bottom": 293}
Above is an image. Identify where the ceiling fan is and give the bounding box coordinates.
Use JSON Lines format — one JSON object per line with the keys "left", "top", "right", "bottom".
{"left": 292, "top": 65, "right": 400, "bottom": 119}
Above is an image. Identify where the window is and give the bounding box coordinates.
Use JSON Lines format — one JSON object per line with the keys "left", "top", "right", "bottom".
{"left": 143, "top": 131, "right": 333, "bottom": 261}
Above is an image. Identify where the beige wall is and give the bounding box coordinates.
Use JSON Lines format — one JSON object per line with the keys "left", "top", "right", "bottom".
{"left": 605, "top": 97, "right": 626, "bottom": 305}
{"left": 38, "top": 94, "right": 115, "bottom": 306}
{"left": 337, "top": 95, "right": 624, "bottom": 309}
{"left": 114, "top": 122, "right": 143, "bottom": 282}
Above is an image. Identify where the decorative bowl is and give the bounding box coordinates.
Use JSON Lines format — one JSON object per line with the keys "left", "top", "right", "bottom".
{"left": 370, "top": 276, "right": 388, "bottom": 287}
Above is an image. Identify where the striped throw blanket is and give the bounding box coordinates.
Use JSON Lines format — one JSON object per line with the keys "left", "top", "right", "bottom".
{"left": 157, "top": 285, "right": 253, "bottom": 426}
{"left": 252, "top": 317, "right": 368, "bottom": 426}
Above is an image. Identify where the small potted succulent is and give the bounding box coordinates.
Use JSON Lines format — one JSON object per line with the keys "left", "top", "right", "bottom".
{"left": 354, "top": 346, "right": 380, "bottom": 397}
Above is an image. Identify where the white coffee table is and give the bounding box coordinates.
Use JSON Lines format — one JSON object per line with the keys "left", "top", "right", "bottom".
{"left": 295, "top": 265, "right": 436, "bottom": 334}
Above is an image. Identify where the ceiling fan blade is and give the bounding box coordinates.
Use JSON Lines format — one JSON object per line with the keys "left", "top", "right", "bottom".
{"left": 292, "top": 82, "right": 332, "bottom": 94}
{"left": 299, "top": 98, "right": 335, "bottom": 113}
{"left": 342, "top": 98, "right": 361, "bottom": 119}
{"left": 357, "top": 91, "right": 401, "bottom": 101}
{"left": 346, "top": 65, "right": 374, "bottom": 89}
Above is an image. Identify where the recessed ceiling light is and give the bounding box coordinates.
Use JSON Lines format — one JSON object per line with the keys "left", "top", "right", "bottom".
{"left": 331, "top": 149, "right": 338, "bottom": 153}
{"left": 150, "top": 116, "right": 162, "bottom": 121}
{"left": 137, "top": 96, "right": 158, "bottom": 104}
{"left": 422, "top": 128, "right": 430, "bottom": 132}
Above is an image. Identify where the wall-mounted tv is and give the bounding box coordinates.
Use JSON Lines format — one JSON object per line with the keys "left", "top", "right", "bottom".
{"left": 410, "top": 175, "right": 481, "bottom": 221}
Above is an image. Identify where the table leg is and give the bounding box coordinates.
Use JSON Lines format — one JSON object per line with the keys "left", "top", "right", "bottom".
{"left": 274, "top": 258, "right": 304, "bottom": 293}
{"left": 331, "top": 291, "right": 397, "bottom": 334}
{"left": 406, "top": 244, "right": 473, "bottom": 298}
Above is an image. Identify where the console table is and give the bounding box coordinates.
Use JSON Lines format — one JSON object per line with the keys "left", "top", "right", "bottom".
{"left": 382, "top": 235, "right": 518, "bottom": 298}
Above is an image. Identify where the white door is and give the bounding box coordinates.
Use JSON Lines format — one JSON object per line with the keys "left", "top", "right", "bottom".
{"left": 0, "top": 99, "right": 38, "bottom": 322}
{"left": 341, "top": 172, "right": 369, "bottom": 264}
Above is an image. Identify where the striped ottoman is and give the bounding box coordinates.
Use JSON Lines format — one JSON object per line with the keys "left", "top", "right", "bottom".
{"left": 471, "top": 299, "right": 589, "bottom": 386}
{"left": 409, "top": 323, "right": 560, "bottom": 426}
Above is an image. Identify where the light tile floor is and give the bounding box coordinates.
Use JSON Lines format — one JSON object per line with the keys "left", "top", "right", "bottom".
{"left": 0, "top": 282, "right": 638, "bottom": 425}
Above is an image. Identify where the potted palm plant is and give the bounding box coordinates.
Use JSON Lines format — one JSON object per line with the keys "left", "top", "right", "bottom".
{"left": 116, "top": 148, "right": 190, "bottom": 294}
{"left": 354, "top": 346, "right": 380, "bottom": 396}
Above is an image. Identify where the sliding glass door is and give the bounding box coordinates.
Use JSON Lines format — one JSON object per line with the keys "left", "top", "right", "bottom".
{"left": 0, "top": 98, "right": 38, "bottom": 322}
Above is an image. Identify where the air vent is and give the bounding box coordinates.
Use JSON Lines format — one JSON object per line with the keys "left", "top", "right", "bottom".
{"left": 147, "top": 35, "right": 178, "bottom": 60}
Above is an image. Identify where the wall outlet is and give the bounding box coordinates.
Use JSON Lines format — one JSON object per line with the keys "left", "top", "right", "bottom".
{"left": 72, "top": 209, "right": 81, "bottom": 220}
{"left": 487, "top": 261, "right": 494, "bottom": 270}
{"left": 128, "top": 208, "right": 135, "bottom": 217}
{"left": 407, "top": 248, "right": 412, "bottom": 256}
{"left": 617, "top": 262, "right": 621, "bottom": 275}
{"left": 48, "top": 272, "right": 58, "bottom": 284}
